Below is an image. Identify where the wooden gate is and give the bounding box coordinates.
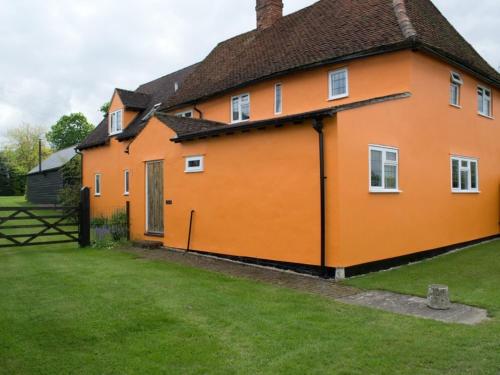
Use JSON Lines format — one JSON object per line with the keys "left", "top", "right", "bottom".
{"left": 0, "top": 187, "right": 91, "bottom": 249}
{"left": 146, "top": 161, "right": 164, "bottom": 235}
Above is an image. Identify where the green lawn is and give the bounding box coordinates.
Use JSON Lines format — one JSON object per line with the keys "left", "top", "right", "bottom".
{"left": 0, "top": 196, "right": 29, "bottom": 206}
{"left": 0, "top": 224, "right": 499, "bottom": 373}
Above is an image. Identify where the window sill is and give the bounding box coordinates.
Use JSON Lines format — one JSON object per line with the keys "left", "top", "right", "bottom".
{"left": 124, "top": 193, "right": 129, "bottom": 196}
{"left": 185, "top": 170, "right": 204, "bottom": 173}
{"left": 145, "top": 232, "right": 164, "bottom": 238}
{"left": 369, "top": 189, "right": 403, "bottom": 194}
{"left": 452, "top": 191, "right": 480, "bottom": 194}
{"left": 109, "top": 131, "right": 123, "bottom": 136}
{"left": 449, "top": 104, "right": 462, "bottom": 109}
{"left": 230, "top": 119, "right": 250, "bottom": 125}
{"left": 477, "top": 113, "right": 494, "bottom": 120}
{"left": 94, "top": 194, "right": 101, "bottom": 197}
{"left": 328, "top": 94, "right": 349, "bottom": 101}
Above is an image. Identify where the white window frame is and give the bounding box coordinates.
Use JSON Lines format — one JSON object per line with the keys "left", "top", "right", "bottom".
{"left": 231, "top": 93, "right": 250, "bottom": 123}
{"left": 477, "top": 86, "right": 492, "bottom": 118}
{"left": 275, "top": 83, "right": 283, "bottom": 115}
{"left": 94, "top": 174, "right": 102, "bottom": 197}
{"left": 185, "top": 156, "right": 204, "bottom": 173}
{"left": 109, "top": 109, "right": 123, "bottom": 135}
{"left": 369, "top": 145, "right": 400, "bottom": 193}
{"left": 142, "top": 103, "right": 162, "bottom": 121}
{"left": 328, "top": 68, "right": 349, "bottom": 100}
{"left": 451, "top": 156, "right": 479, "bottom": 193}
{"left": 124, "top": 170, "right": 130, "bottom": 196}
{"left": 450, "top": 72, "right": 463, "bottom": 108}
{"left": 176, "top": 110, "right": 194, "bottom": 118}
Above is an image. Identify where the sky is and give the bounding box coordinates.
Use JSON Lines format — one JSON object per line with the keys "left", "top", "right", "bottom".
{"left": 0, "top": 0, "right": 498, "bottom": 145}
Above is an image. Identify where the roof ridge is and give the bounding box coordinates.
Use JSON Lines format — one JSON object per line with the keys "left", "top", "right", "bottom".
{"left": 392, "top": 0, "right": 417, "bottom": 40}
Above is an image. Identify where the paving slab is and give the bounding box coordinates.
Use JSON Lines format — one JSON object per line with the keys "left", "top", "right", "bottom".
{"left": 338, "top": 290, "right": 489, "bottom": 325}
{"left": 123, "top": 247, "right": 490, "bottom": 325}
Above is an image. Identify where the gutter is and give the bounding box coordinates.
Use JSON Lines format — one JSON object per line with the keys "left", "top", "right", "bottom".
{"left": 312, "top": 118, "right": 327, "bottom": 277}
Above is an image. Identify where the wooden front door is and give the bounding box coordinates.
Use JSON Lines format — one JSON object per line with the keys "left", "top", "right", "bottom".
{"left": 146, "top": 160, "right": 164, "bottom": 235}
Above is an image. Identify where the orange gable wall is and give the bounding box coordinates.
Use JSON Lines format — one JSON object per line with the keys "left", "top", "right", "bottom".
{"left": 171, "top": 50, "right": 413, "bottom": 122}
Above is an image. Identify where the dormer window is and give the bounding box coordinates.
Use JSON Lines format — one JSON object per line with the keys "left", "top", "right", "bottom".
{"left": 109, "top": 110, "right": 123, "bottom": 135}
{"left": 142, "top": 103, "right": 162, "bottom": 121}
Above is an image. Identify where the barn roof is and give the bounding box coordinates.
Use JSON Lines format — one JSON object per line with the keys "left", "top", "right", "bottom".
{"left": 28, "top": 146, "right": 78, "bottom": 175}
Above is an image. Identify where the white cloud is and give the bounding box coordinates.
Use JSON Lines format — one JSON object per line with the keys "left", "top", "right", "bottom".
{"left": 0, "top": 0, "right": 498, "bottom": 141}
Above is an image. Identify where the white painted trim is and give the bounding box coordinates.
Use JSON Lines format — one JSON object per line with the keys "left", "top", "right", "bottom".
{"left": 109, "top": 109, "right": 123, "bottom": 135}
{"left": 477, "top": 85, "right": 492, "bottom": 117}
{"left": 368, "top": 145, "right": 399, "bottom": 193}
{"left": 328, "top": 68, "right": 349, "bottom": 100}
{"left": 231, "top": 93, "right": 250, "bottom": 123}
{"left": 274, "top": 83, "right": 283, "bottom": 115}
{"left": 175, "top": 110, "right": 194, "bottom": 118}
{"left": 124, "top": 169, "right": 130, "bottom": 196}
{"left": 185, "top": 156, "right": 204, "bottom": 173}
{"left": 94, "top": 174, "right": 101, "bottom": 197}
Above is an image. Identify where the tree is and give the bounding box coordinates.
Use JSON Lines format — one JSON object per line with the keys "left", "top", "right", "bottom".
{"left": 100, "top": 102, "right": 111, "bottom": 115}
{"left": 4, "top": 123, "right": 50, "bottom": 174}
{"left": 46, "top": 113, "right": 94, "bottom": 151}
{"left": 0, "top": 152, "right": 15, "bottom": 195}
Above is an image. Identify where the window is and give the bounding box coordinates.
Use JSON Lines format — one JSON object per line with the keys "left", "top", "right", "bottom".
{"left": 185, "top": 156, "right": 204, "bottom": 173}
{"left": 109, "top": 110, "right": 123, "bottom": 135}
{"left": 369, "top": 145, "right": 399, "bottom": 192}
{"left": 124, "top": 170, "right": 130, "bottom": 195}
{"left": 176, "top": 110, "right": 193, "bottom": 118}
{"left": 477, "top": 86, "right": 492, "bottom": 117}
{"left": 329, "top": 68, "right": 349, "bottom": 100}
{"left": 94, "top": 174, "right": 101, "bottom": 196}
{"left": 275, "top": 83, "right": 282, "bottom": 114}
{"left": 142, "top": 103, "right": 162, "bottom": 121}
{"left": 231, "top": 94, "right": 250, "bottom": 123}
{"left": 451, "top": 156, "right": 479, "bottom": 193}
{"left": 450, "top": 72, "right": 463, "bottom": 107}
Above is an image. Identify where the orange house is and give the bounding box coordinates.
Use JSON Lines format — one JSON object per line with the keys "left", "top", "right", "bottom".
{"left": 79, "top": 0, "right": 500, "bottom": 278}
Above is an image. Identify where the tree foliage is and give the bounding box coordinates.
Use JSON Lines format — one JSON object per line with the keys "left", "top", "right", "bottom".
{"left": 100, "top": 102, "right": 111, "bottom": 115}
{"left": 3, "top": 123, "right": 51, "bottom": 174}
{"left": 46, "top": 113, "right": 94, "bottom": 151}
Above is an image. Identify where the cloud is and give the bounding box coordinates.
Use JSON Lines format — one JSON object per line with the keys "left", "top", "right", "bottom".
{"left": 0, "top": 0, "right": 498, "bottom": 144}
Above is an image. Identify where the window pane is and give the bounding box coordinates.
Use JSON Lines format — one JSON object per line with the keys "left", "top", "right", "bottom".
{"left": 460, "top": 169, "right": 469, "bottom": 190}
{"left": 232, "top": 97, "right": 239, "bottom": 121}
{"left": 96, "top": 176, "right": 100, "bottom": 194}
{"left": 452, "top": 160, "right": 459, "bottom": 189}
{"left": 125, "top": 171, "right": 129, "bottom": 193}
{"left": 188, "top": 160, "right": 201, "bottom": 168}
{"left": 386, "top": 151, "right": 397, "bottom": 162}
{"left": 370, "top": 150, "right": 383, "bottom": 187}
{"left": 450, "top": 84, "right": 459, "bottom": 105}
{"left": 240, "top": 95, "right": 250, "bottom": 120}
{"left": 331, "top": 70, "right": 347, "bottom": 97}
{"left": 384, "top": 165, "right": 397, "bottom": 189}
{"left": 485, "top": 95, "right": 491, "bottom": 116}
{"left": 275, "top": 84, "right": 282, "bottom": 113}
{"left": 184, "top": 112, "right": 192, "bottom": 118}
{"left": 478, "top": 89, "right": 484, "bottom": 113}
{"left": 470, "top": 162, "right": 477, "bottom": 189}
{"left": 117, "top": 111, "right": 122, "bottom": 131}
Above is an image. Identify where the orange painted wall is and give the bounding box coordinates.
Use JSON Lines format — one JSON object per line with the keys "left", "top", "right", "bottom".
{"left": 171, "top": 51, "right": 413, "bottom": 123}
{"left": 82, "top": 49, "right": 499, "bottom": 268}
{"left": 331, "top": 52, "right": 499, "bottom": 266}
{"left": 109, "top": 93, "right": 139, "bottom": 129}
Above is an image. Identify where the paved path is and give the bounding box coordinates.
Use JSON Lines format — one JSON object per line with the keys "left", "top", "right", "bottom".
{"left": 123, "top": 247, "right": 489, "bottom": 325}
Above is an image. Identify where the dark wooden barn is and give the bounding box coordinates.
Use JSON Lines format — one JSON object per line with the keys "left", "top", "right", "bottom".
{"left": 26, "top": 146, "right": 79, "bottom": 205}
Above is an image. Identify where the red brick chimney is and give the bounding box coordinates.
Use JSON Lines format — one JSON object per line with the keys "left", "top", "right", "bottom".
{"left": 256, "top": 0, "right": 283, "bottom": 30}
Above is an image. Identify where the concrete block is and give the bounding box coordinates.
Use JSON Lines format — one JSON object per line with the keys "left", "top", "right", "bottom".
{"left": 427, "top": 284, "right": 451, "bottom": 310}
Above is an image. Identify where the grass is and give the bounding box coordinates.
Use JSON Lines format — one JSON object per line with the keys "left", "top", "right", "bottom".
{"left": 0, "top": 197, "right": 499, "bottom": 373}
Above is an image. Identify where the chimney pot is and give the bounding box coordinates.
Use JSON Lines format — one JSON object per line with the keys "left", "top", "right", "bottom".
{"left": 256, "top": 0, "right": 283, "bottom": 30}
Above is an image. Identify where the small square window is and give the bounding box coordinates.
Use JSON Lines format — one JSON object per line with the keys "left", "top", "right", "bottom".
{"left": 231, "top": 94, "right": 250, "bottom": 123}
{"left": 185, "top": 156, "right": 204, "bottom": 173}
{"left": 329, "top": 68, "right": 349, "bottom": 100}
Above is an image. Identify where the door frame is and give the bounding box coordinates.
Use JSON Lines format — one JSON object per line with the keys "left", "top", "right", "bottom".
{"left": 145, "top": 160, "right": 164, "bottom": 235}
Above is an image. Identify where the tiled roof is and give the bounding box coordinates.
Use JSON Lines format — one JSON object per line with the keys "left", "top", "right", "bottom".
{"left": 163, "top": 0, "right": 499, "bottom": 109}
{"left": 78, "top": 63, "right": 199, "bottom": 150}
{"left": 155, "top": 113, "right": 225, "bottom": 136}
{"left": 115, "top": 89, "right": 151, "bottom": 110}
